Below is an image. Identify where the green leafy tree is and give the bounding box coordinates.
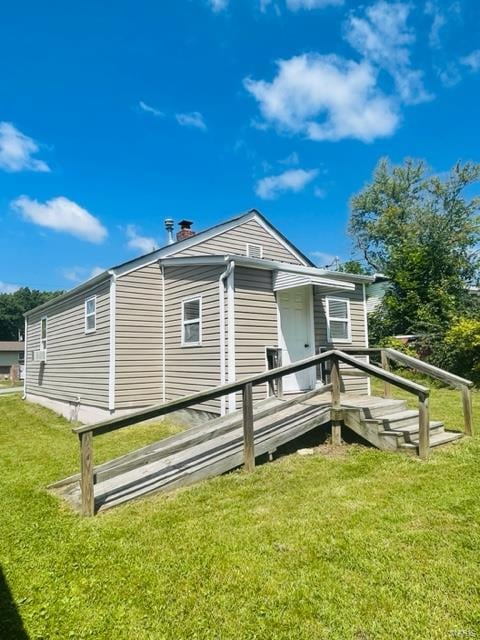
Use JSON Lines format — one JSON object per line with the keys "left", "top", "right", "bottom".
{"left": 337, "top": 259, "right": 371, "bottom": 275}
{"left": 349, "top": 158, "right": 480, "bottom": 346}
{"left": 0, "top": 288, "right": 63, "bottom": 340}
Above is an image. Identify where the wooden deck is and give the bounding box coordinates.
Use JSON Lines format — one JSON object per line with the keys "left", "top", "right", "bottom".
{"left": 50, "top": 388, "right": 463, "bottom": 514}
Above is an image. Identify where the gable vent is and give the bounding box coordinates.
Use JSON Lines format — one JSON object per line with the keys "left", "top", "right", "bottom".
{"left": 246, "top": 243, "right": 263, "bottom": 259}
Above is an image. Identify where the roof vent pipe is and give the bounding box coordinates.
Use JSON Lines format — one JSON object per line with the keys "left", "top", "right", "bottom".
{"left": 164, "top": 219, "right": 175, "bottom": 245}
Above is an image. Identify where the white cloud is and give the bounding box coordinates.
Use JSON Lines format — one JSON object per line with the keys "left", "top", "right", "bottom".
{"left": 245, "top": 53, "right": 399, "bottom": 142}
{"left": 12, "top": 196, "right": 107, "bottom": 244}
{"left": 62, "top": 266, "right": 105, "bottom": 283}
{"left": 437, "top": 63, "right": 462, "bottom": 88}
{"left": 139, "top": 101, "right": 164, "bottom": 117}
{"left": 0, "top": 281, "right": 20, "bottom": 294}
{"left": 310, "top": 251, "right": 337, "bottom": 266}
{"left": 313, "top": 186, "right": 326, "bottom": 198}
{"left": 345, "top": 1, "right": 431, "bottom": 105}
{"left": 175, "top": 112, "right": 207, "bottom": 131}
{"left": 0, "top": 122, "right": 50, "bottom": 173}
{"left": 279, "top": 151, "right": 300, "bottom": 166}
{"left": 286, "top": 0, "right": 343, "bottom": 9}
{"left": 209, "top": 0, "right": 228, "bottom": 10}
{"left": 126, "top": 225, "right": 159, "bottom": 253}
{"left": 425, "top": 1, "right": 446, "bottom": 49}
{"left": 255, "top": 168, "right": 318, "bottom": 199}
{"left": 460, "top": 50, "right": 480, "bottom": 72}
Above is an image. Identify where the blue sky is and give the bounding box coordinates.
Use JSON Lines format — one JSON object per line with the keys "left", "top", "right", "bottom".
{"left": 1, "top": 0, "right": 480, "bottom": 291}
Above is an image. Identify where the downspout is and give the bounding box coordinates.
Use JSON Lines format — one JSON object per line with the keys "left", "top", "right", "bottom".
{"left": 22, "top": 316, "right": 27, "bottom": 399}
{"left": 161, "top": 262, "right": 166, "bottom": 403}
{"left": 108, "top": 270, "right": 117, "bottom": 412}
{"left": 219, "top": 259, "right": 235, "bottom": 415}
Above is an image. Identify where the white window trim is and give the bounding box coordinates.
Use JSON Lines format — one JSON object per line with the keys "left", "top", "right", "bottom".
{"left": 246, "top": 242, "right": 263, "bottom": 259}
{"left": 181, "top": 295, "right": 202, "bottom": 347}
{"left": 326, "top": 297, "right": 352, "bottom": 344}
{"left": 40, "top": 316, "right": 48, "bottom": 351}
{"left": 85, "top": 295, "right": 97, "bottom": 334}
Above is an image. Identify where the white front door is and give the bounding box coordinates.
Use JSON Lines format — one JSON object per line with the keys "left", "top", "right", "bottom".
{"left": 277, "top": 286, "right": 315, "bottom": 393}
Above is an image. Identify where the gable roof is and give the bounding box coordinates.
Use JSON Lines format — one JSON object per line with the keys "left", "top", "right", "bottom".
{"left": 112, "top": 209, "right": 314, "bottom": 275}
{"left": 26, "top": 209, "right": 370, "bottom": 317}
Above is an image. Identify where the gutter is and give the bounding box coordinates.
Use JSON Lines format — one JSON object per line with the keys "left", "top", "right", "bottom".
{"left": 24, "top": 271, "right": 111, "bottom": 318}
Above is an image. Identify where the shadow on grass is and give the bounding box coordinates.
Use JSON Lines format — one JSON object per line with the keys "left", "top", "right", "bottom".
{"left": 0, "top": 567, "right": 29, "bottom": 639}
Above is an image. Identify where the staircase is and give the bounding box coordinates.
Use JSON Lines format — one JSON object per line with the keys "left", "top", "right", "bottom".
{"left": 341, "top": 395, "right": 463, "bottom": 454}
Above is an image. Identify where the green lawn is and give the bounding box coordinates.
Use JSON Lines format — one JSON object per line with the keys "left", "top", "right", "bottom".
{"left": 1, "top": 387, "right": 480, "bottom": 639}
{"left": 0, "top": 378, "right": 23, "bottom": 388}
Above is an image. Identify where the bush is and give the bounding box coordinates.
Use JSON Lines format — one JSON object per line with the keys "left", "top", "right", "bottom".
{"left": 377, "top": 336, "right": 417, "bottom": 358}
{"left": 444, "top": 317, "right": 480, "bottom": 384}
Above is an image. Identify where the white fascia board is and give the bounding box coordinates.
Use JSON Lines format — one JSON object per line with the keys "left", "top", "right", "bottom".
{"left": 112, "top": 212, "right": 258, "bottom": 278}
{"left": 24, "top": 272, "right": 111, "bottom": 318}
{"left": 161, "top": 254, "right": 368, "bottom": 288}
{"left": 250, "top": 213, "right": 311, "bottom": 266}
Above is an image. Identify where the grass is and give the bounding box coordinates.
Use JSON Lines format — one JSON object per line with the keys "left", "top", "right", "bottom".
{"left": 0, "top": 378, "right": 23, "bottom": 388}
{"left": 1, "top": 388, "right": 480, "bottom": 640}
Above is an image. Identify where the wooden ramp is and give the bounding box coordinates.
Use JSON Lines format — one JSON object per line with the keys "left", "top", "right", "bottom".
{"left": 50, "top": 388, "right": 464, "bottom": 514}
{"left": 50, "top": 390, "right": 332, "bottom": 513}
{"left": 50, "top": 348, "right": 473, "bottom": 516}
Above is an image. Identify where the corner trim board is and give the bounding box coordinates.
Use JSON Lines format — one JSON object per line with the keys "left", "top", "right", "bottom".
{"left": 108, "top": 271, "right": 116, "bottom": 411}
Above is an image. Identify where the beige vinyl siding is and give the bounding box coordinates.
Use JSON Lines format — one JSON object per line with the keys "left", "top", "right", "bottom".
{"left": 234, "top": 267, "right": 278, "bottom": 403}
{"left": 115, "top": 263, "right": 163, "bottom": 410}
{"left": 26, "top": 280, "right": 110, "bottom": 407}
{"left": 173, "top": 219, "right": 304, "bottom": 265}
{"left": 314, "top": 284, "right": 369, "bottom": 394}
{"left": 164, "top": 264, "right": 223, "bottom": 412}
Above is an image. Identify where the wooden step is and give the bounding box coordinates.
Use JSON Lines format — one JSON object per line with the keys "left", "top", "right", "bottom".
{"left": 399, "top": 430, "right": 463, "bottom": 452}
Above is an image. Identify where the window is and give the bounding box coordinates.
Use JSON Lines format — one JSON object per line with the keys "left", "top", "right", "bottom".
{"left": 40, "top": 316, "right": 48, "bottom": 350}
{"left": 85, "top": 296, "right": 97, "bottom": 333}
{"left": 326, "top": 298, "right": 351, "bottom": 343}
{"left": 182, "top": 297, "right": 202, "bottom": 346}
{"left": 246, "top": 243, "right": 263, "bottom": 259}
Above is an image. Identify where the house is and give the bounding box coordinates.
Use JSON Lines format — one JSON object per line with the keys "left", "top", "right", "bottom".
{"left": 24, "top": 210, "right": 374, "bottom": 423}
{"left": 365, "top": 273, "right": 390, "bottom": 313}
{"left": 0, "top": 341, "right": 25, "bottom": 378}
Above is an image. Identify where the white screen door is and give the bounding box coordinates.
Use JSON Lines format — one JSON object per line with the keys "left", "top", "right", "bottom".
{"left": 277, "top": 286, "right": 315, "bottom": 393}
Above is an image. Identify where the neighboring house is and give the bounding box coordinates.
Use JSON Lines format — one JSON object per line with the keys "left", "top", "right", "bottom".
{"left": 365, "top": 274, "right": 390, "bottom": 313}
{"left": 24, "top": 210, "right": 374, "bottom": 423}
{"left": 0, "top": 341, "right": 25, "bottom": 377}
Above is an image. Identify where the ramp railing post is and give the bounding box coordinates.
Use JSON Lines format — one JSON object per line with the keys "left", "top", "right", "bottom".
{"left": 461, "top": 385, "right": 474, "bottom": 436}
{"left": 242, "top": 383, "right": 255, "bottom": 471}
{"left": 381, "top": 350, "right": 392, "bottom": 399}
{"left": 418, "top": 393, "right": 430, "bottom": 460}
{"left": 79, "top": 431, "right": 94, "bottom": 516}
{"left": 330, "top": 355, "right": 342, "bottom": 445}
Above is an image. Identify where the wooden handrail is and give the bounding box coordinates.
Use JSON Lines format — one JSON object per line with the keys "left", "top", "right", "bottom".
{"left": 342, "top": 346, "right": 474, "bottom": 438}
{"left": 333, "top": 351, "right": 429, "bottom": 399}
{"left": 384, "top": 348, "right": 474, "bottom": 389}
{"left": 73, "top": 349, "right": 336, "bottom": 438}
{"left": 74, "top": 349, "right": 436, "bottom": 515}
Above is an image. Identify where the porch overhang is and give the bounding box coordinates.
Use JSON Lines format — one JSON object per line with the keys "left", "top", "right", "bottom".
{"left": 272, "top": 270, "right": 355, "bottom": 292}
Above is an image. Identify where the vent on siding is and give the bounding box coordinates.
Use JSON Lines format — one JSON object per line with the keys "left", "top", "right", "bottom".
{"left": 246, "top": 243, "right": 263, "bottom": 259}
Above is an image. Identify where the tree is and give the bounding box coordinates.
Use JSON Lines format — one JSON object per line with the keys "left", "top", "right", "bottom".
{"left": 337, "top": 259, "right": 371, "bottom": 275}
{"left": 0, "top": 288, "right": 63, "bottom": 340}
{"left": 349, "top": 158, "right": 480, "bottom": 344}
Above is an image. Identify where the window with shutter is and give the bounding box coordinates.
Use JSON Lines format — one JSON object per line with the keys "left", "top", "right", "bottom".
{"left": 326, "top": 297, "right": 351, "bottom": 343}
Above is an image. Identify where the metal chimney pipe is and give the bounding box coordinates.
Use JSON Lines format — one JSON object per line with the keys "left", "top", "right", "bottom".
{"left": 164, "top": 219, "right": 175, "bottom": 245}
